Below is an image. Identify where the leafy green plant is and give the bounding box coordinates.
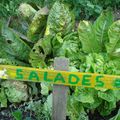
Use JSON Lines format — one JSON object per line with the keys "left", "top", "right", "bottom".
{"left": 0, "top": 1, "right": 120, "bottom": 120}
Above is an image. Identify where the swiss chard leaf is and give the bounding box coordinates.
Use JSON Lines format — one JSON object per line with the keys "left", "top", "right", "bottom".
{"left": 78, "top": 21, "right": 101, "bottom": 53}
{"left": 45, "top": 1, "right": 75, "bottom": 36}
{"left": 93, "top": 10, "right": 114, "bottom": 51}
{"left": 27, "top": 7, "right": 49, "bottom": 42}
{"left": 1, "top": 24, "right": 31, "bottom": 62}
{"left": 106, "top": 20, "right": 120, "bottom": 58}
{"left": 29, "top": 35, "right": 52, "bottom": 68}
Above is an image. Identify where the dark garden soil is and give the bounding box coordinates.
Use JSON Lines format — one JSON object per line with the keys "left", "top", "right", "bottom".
{"left": 0, "top": 101, "right": 119, "bottom": 120}
{"left": 0, "top": 102, "right": 36, "bottom": 120}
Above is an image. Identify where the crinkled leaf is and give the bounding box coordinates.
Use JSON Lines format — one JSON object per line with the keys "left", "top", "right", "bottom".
{"left": 103, "top": 60, "right": 120, "bottom": 75}
{"left": 80, "top": 53, "right": 120, "bottom": 76}
{"left": 85, "top": 53, "right": 106, "bottom": 73}
{"left": 1, "top": 81, "right": 28, "bottom": 103}
{"left": 29, "top": 35, "right": 52, "bottom": 68}
{"left": 45, "top": 1, "right": 74, "bottom": 36}
{"left": 98, "top": 90, "right": 116, "bottom": 102}
{"left": 58, "top": 32, "right": 80, "bottom": 57}
{"left": 83, "top": 95, "right": 102, "bottom": 109}
{"left": 18, "top": 3, "right": 37, "bottom": 22}
{"left": 9, "top": 18, "right": 29, "bottom": 36}
{"left": 52, "top": 32, "right": 82, "bottom": 68}
{"left": 74, "top": 87, "right": 95, "bottom": 103}
{"left": 53, "top": 32, "right": 80, "bottom": 57}
{"left": 27, "top": 7, "right": 49, "bottom": 42}
{"left": 67, "top": 95, "right": 88, "bottom": 120}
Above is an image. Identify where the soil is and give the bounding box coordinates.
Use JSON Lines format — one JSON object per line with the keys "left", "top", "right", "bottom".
{"left": 0, "top": 103, "right": 36, "bottom": 120}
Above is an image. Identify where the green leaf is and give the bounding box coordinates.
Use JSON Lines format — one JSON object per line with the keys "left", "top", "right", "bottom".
{"left": 74, "top": 87, "right": 95, "bottom": 103}
{"left": 93, "top": 10, "right": 114, "bottom": 51}
{"left": 18, "top": 3, "right": 37, "bottom": 22}
{"left": 27, "top": 7, "right": 49, "bottom": 42}
{"left": 78, "top": 20, "right": 101, "bottom": 53}
{"left": 51, "top": 33, "right": 63, "bottom": 57}
{"left": 83, "top": 92, "right": 102, "bottom": 109}
{"left": 41, "top": 83, "right": 52, "bottom": 96}
{"left": 45, "top": 1, "right": 75, "bottom": 36}
{"left": 0, "top": 88, "right": 7, "bottom": 107}
{"left": 29, "top": 35, "right": 52, "bottom": 68}
{"left": 0, "top": 57, "right": 29, "bottom": 66}
{"left": 98, "top": 90, "right": 116, "bottom": 102}
{"left": 59, "top": 32, "right": 80, "bottom": 56}
{"left": 1, "top": 24, "right": 31, "bottom": 62}
{"left": 1, "top": 81, "right": 28, "bottom": 103}
{"left": 44, "top": 94, "right": 52, "bottom": 113}
{"left": 106, "top": 20, "right": 120, "bottom": 58}
{"left": 67, "top": 95, "right": 88, "bottom": 120}
{"left": 113, "top": 90, "right": 120, "bottom": 101}
{"left": 53, "top": 32, "right": 80, "bottom": 57}
{"left": 97, "top": 90, "right": 117, "bottom": 116}
{"left": 12, "top": 110, "right": 22, "bottom": 120}
{"left": 85, "top": 53, "right": 105, "bottom": 73}
{"left": 98, "top": 101, "right": 116, "bottom": 116}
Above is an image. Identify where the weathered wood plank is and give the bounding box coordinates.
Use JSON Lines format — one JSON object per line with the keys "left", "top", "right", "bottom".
{"left": 52, "top": 57, "right": 69, "bottom": 120}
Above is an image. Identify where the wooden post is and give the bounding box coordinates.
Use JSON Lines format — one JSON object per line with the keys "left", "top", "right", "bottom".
{"left": 52, "top": 57, "right": 69, "bottom": 120}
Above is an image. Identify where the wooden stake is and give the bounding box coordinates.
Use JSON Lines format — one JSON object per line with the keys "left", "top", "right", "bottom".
{"left": 52, "top": 57, "right": 69, "bottom": 120}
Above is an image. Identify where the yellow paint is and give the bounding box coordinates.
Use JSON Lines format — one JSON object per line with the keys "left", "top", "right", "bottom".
{"left": 0, "top": 65, "right": 120, "bottom": 89}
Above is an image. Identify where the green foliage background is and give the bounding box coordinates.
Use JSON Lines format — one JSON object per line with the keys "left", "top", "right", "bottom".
{"left": 0, "top": 0, "right": 120, "bottom": 19}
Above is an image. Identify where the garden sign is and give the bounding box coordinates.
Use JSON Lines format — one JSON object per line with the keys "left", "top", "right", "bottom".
{"left": 0, "top": 64, "right": 120, "bottom": 89}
